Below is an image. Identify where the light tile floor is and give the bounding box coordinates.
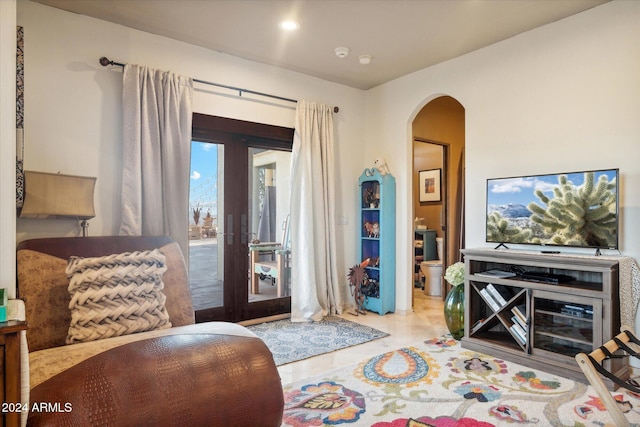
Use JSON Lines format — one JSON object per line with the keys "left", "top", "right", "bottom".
{"left": 277, "top": 289, "right": 448, "bottom": 384}
{"left": 189, "top": 240, "right": 450, "bottom": 384}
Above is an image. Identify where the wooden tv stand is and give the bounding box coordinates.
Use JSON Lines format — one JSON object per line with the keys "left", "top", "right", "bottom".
{"left": 461, "top": 248, "right": 627, "bottom": 390}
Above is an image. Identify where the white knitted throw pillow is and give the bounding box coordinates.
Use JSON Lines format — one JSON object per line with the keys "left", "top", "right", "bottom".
{"left": 65, "top": 249, "right": 172, "bottom": 344}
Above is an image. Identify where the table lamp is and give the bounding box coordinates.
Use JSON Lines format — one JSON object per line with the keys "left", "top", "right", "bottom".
{"left": 19, "top": 171, "right": 96, "bottom": 237}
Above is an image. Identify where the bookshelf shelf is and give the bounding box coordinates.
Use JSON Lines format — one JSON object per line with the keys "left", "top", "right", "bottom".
{"left": 461, "top": 248, "right": 625, "bottom": 390}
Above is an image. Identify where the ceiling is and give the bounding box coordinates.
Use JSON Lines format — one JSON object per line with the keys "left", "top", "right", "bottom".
{"left": 32, "top": 0, "right": 608, "bottom": 90}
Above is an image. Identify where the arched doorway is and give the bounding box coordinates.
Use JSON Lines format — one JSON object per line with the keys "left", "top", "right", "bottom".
{"left": 411, "top": 96, "right": 465, "bottom": 303}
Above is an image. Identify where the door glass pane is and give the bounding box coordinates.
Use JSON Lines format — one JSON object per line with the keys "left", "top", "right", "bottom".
{"left": 248, "top": 148, "right": 292, "bottom": 302}
{"left": 189, "top": 141, "right": 224, "bottom": 311}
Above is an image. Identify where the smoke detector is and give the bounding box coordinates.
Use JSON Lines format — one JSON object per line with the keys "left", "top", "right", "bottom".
{"left": 334, "top": 47, "right": 350, "bottom": 58}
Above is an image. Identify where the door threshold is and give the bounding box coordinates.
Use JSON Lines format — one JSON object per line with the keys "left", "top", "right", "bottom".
{"left": 239, "top": 313, "right": 290, "bottom": 326}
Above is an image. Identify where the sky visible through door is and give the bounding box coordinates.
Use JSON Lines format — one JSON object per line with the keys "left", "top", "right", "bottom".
{"left": 189, "top": 140, "right": 222, "bottom": 311}
{"left": 190, "top": 141, "right": 218, "bottom": 225}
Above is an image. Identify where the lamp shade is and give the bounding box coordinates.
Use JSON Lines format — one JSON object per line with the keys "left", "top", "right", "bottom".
{"left": 20, "top": 171, "right": 96, "bottom": 219}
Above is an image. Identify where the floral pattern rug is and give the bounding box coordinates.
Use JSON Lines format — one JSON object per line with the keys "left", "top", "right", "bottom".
{"left": 282, "top": 336, "right": 640, "bottom": 426}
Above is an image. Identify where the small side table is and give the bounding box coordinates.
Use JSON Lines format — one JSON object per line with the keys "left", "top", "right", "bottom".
{"left": 0, "top": 321, "right": 27, "bottom": 427}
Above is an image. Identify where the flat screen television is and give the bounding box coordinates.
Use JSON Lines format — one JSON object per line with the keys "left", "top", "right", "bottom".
{"left": 486, "top": 168, "right": 619, "bottom": 250}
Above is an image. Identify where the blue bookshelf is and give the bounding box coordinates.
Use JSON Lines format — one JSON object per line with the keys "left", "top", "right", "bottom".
{"left": 358, "top": 168, "right": 396, "bottom": 315}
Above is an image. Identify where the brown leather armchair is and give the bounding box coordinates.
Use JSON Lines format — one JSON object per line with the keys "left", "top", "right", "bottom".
{"left": 17, "top": 236, "right": 283, "bottom": 426}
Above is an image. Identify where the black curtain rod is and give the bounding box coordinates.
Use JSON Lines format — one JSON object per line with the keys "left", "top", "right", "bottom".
{"left": 99, "top": 57, "right": 339, "bottom": 113}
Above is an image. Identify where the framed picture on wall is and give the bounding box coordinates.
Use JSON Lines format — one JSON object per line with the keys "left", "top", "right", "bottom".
{"left": 419, "top": 169, "right": 441, "bottom": 202}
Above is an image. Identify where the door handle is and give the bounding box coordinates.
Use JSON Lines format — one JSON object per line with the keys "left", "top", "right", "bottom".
{"left": 227, "top": 214, "right": 234, "bottom": 245}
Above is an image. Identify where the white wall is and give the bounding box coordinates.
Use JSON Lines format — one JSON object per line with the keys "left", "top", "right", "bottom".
{"left": 365, "top": 0, "right": 640, "bottom": 313}
{"left": 13, "top": 0, "right": 366, "bottom": 298}
{"left": 8, "top": 1, "right": 639, "bottom": 314}
{"left": 0, "top": 0, "right": 17, "bottom": 298}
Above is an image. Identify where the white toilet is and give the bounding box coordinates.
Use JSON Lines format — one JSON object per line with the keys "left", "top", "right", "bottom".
{"left": 421, "top": 237, "right": 443, "bottom": 296}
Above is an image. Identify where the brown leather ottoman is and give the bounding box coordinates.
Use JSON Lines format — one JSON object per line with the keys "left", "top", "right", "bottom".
{"left": 28, "top": 333, "right": 283, "bottom": 426}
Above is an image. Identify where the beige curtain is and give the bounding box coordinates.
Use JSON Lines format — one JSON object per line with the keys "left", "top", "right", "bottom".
{"left": 290, "top": 100, "right": 342, "bottom": 321}
{"left": 119, "top": 65, "right": 193, "bottom": 257}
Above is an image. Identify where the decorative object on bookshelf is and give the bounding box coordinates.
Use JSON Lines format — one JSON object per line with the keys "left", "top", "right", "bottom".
{"left": 373, "top": 157, "right": 391, "bottom": 176}
{"left": 363, "top": 221, "right": 380, "bottom": 238}
{"left": 362, "top": 278, "right": 380, "bottom": 299}
{"left": 361, "top": 256, "right": 380, "bottom": 268}
{"left": 363, "top": 185, "right": 379, "bottom": 208}
{"left": 443, "top": 262, "right": 465, "bottom": 340}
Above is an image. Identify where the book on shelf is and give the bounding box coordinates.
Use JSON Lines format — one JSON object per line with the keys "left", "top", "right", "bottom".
{"left": 509, "top": 324, "right": 526, "bottom": 345}
{"left": 486, "top": 283, "right": 511, "bottom": 307}
{"left": 511, "top": 304, "right": 526, "bottom": 323}
{"left": 475, "top": 269, "right": 516, "bottom": 278}
{"left": 511, "top": 314, "right": 526, "bottom": 330}
{"left": 511, "top": 320, "right": 527, "bottom": 338}
{"left": 471, "top": 318, "right": 486, "bottom": 334}
{"left": 479, "top": 288, "right": 501, "bottom": 312}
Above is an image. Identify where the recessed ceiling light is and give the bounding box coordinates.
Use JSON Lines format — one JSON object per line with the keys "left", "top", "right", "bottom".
{"left": 279, "top": 20, "right": 300, "bottom": 31}
{"left": 359, "top": 55, "right": 372, "bottom": 65}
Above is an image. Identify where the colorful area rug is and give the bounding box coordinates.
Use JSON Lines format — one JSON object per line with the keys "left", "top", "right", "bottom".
{"left": 281, "top": 336, "right": 640, "bottom": 426}
{"left": 248, "top": 316, "right": 388, "bottom": 366}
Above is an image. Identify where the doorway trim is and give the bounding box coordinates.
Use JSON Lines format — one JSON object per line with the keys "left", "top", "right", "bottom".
{"left": 413, "top": 137, "right": 449, "bottom": 300}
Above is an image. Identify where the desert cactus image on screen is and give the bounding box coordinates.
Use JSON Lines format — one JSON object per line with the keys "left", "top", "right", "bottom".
{"left": 486, "top": 170, "right": 617, "bottom": 248}
{"left": 486, "top": 211, "right": 533, "bottom": 243}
